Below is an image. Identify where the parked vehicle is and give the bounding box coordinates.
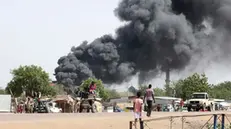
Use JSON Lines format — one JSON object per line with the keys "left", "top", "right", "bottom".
{"left": 33, "top": 100, "right": 49, "bottom": 113}
{"left": 33, "top": 100, "right": 62, "bottom": 113}
{"left": 187, "top": 92, "right": 214, "bottom": 111}
{"left": 47, "top": 101, "right": 62, "bottom": 113}
{"left": 79, "top": 92, "right": 102, "bottom": 113}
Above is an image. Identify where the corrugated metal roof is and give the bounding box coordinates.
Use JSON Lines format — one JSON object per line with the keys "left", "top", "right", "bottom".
{"left": 53, "top": 95, "right": 74, "bottom": 103}
{"left": 155, "top": 96, "right": 181, "bottom": 100}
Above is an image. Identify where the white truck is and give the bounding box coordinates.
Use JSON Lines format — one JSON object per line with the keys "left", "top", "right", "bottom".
{"left": 187, "top": 92, "right": 214, "bottom": 111}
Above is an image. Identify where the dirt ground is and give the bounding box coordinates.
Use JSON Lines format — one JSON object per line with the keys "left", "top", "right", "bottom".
{"left": 0, "top": 111, "right": 230, "bottom": 129}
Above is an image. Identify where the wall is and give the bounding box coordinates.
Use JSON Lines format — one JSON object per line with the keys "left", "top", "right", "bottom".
{"left": 0, "top": 94, "right": 11, "bottom": 112}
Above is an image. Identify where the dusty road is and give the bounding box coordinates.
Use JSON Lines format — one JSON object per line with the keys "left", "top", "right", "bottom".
{"left": 0, "top": 112, "right": 230, "bottom": 129}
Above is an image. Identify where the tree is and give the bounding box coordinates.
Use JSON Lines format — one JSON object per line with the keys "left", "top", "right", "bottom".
{"left": 52, "top": 84, "right": 66, "bottom": 95}
{"left": 79, "top": 78, "right": 109, "bottom": 100}
{"left": 172, "top": 73, "right": 210, "bottom": 100}
{"left": 171, "top": 80, "right": 184, "bottom": 98}
{"left": 42, "top": 85, "right": 57, "bottom": 97}
{"left": 138, "top": 85, "right": 148, "bottom": 96}
{"left": 5, "top": 65, "right": 56, "bottom": 97}
{"left": 164, "top": 84, "right": 175, "bottom": 97}
{"left": 106, "top": 89, "right": 121, "bottom": 99}
{"left": 154, "top": 88, "right": 166, "bottom": 96}
{"left": 0, "top": 88, "right": 5, "bottom": 94}
{"left": 209, "top": 81, "right": 231, "bottom": 99}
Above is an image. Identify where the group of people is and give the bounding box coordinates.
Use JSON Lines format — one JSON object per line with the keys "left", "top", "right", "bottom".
{"left": 133, "top": 84, "right": 155, "bottom": 128}
{"left": 16, "top": 97, "right": 35, "bottom": 113}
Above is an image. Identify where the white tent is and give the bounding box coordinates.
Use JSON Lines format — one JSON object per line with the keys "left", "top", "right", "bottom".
{"left": 219, "top": 102, "right": 230, "bottom": 107}
{"left": 154, "top": 96, "right": 181, "bottom": 105}
{"left": 0, "top": 94, "right": 11, "bottom": 112}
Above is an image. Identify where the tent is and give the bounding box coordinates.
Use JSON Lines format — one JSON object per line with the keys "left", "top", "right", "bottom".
{"left": 53, "top": 95, "right": 74, "bottom": 113}
{"left": 219, "top": 102, "right": 230, "bottom": 107}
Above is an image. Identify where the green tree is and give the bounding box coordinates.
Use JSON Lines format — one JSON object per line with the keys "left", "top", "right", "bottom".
{"left": 165, "top": 83, "right": 172, "bottom": 96}
{"left": 154, "top": 88, "right": 166, "bottom": 96}
{"left": 209, "top": 81, "right": 231, "bottom": 99}
{"left": 106, "top": 89, "right": 121, "bottom": 99}
{"left": 138, "top": 85, "right": 148, "bottom": 96}
{"left": 0, "top": 88, "right": 5, "bottom": 94}
{"left": 79, "top": 78, "right": 109, "bottom": 100}
{"left": 42, "top": 85, "right": 57, "bottom": 97}
{"left": 172, "top": 73, "right": 210, "bottom": 100}
{"left": 52, "top": 84, "right": 66, "bottom": 95}
{"left": 171, "top": 80, "right": 184, "bottom": 98}
{"left": 5, "top": 65, "right": 56, "bottom": 97}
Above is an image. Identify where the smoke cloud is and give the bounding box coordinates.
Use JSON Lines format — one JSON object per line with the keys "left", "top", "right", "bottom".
{"left": 55, "top": 0, "right": 231, "bottom": 87}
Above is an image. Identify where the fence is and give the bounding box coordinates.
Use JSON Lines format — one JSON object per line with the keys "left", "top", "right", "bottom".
{"left": 129, "top": 113, "right": 231, "bottom": 129}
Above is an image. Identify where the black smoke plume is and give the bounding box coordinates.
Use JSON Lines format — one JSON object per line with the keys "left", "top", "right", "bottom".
{"left": 55, "top": 0, "right": 231, "bottom": 87}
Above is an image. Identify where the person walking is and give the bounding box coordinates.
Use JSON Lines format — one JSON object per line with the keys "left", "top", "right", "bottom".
{"left": 144, "top": 84, "right": 155, "bottom": 117}
{"left": 180, "top": 99, "right": 184, "bottom": 112}
{"left": 133, "top": 91, "right": 143, "bottom": 128}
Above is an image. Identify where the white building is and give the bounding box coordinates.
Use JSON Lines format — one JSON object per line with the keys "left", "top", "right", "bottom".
{"left": 0, "top": 94, "right": 11, "bottom": 113}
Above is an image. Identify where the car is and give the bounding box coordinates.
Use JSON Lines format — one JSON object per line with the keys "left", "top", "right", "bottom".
{"left": 187, "top": 92, "right": 213, "bottom": 111}
{"left": 33, "top": 100, "right": 49, "bottom": 113}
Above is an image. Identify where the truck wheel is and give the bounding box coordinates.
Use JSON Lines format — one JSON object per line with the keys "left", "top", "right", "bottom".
{"left": 196, "top": 104, "right": 202, "bottom": 111}
{"left": 187, "top": 105, "right": 191, "bottom": 112}
{"left": 79, "top": 106, "right": 83, "bottom": 113}
{"left": 207, "top": 106, "right": 211, "bottom": 111}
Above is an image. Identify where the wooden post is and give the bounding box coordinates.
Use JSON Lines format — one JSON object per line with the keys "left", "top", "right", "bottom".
{"left": 213, "top": 114, "right": 217, "bottom": 129}
{"left": 129, "top": 121, "right": 133, "bottom": 129}
{"left": 221, "top": 114, "right": 225, "bottom": 129}
{"left": 140, "top": 121, "right": 144, "bottom": 129}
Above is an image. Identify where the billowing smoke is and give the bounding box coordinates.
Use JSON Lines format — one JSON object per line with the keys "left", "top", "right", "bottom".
{"left": 55, "top": 0, "right": 231, "bottom": 87}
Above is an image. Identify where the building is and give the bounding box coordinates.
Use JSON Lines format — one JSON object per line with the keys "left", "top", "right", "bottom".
{"left": 0, "top": 94, "right": 11, "bottom": 113}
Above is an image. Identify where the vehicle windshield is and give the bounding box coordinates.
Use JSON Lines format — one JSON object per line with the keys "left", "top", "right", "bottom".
{"left": 192, "top": 94, "right": 206, "bottom": 99}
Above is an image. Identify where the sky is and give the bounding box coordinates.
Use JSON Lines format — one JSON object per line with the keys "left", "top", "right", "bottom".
{"left": 1, "top": 0, "right": 231, "bottom": 91}
{"left": 0, "top": 0, "right": 122, "bottom": 88}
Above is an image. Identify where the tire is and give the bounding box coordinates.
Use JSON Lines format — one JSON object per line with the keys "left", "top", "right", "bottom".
{"left": 195, "top": 104, "right": 202, "bottom": 112}
{"left": 79, "top": 106, "right": 83, "bottom": 113}
{"left": 87, "top": 107, "right": 90, "bottom": 113}
{"left": 207, "top": 106, "right": 211, "bottom": 111}
{"left": 187, "top": 105, "right": 191, "bottom": 112}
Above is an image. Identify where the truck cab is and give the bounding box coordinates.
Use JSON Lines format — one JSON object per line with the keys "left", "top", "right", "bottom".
{"left": 187, "top": 92, "right": 213, "bottom": 111}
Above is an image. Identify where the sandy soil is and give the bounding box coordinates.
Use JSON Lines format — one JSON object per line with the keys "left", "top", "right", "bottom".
{"left": 0, "top": 111, "right": 230, "bottom": 129}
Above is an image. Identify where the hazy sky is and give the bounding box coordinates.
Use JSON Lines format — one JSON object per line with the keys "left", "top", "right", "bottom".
{"left": 0, "top": 0, "right": 122, "bottom": 88}
{"left": 1, "top": 0, "right": 231, "bottom": 91}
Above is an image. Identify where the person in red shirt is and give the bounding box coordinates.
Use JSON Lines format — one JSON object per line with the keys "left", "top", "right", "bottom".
{"left": 133, "top": 91, "right": 143, "bottom": 129}
{"left": 180, "top": 99, "right": 184, "bottom": 112}
{"left": 89, "top": 81, "right": 96, "bottom": 95}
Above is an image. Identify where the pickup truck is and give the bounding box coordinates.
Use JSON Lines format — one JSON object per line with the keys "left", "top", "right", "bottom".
{"left": 187, "top": 92, "right": 214, "bottom": 111}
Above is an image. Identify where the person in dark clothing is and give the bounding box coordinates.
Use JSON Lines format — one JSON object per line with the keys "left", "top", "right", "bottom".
{"left": 143, "top": 84, "right": 155, "bottom": 117}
